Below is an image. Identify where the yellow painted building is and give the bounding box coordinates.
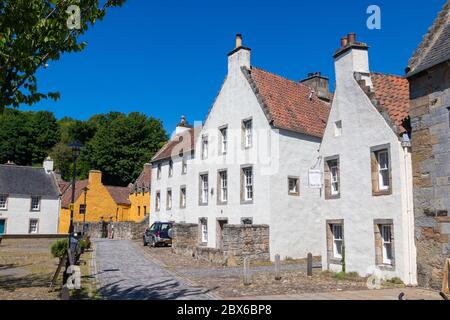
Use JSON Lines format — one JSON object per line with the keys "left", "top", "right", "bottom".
{"left": 58, "top": 165, "right": 151, "bottom": 234}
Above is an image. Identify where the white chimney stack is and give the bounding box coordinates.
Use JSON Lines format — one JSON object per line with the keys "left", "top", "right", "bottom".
{"left": 228, "top": 34, "right": 251, "bottom": 78}
{"left": 43, "top": 156, "right": 54, "bottom": 173}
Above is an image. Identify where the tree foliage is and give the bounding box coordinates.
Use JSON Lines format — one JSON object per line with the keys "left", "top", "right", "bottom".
{"left": 0, "top": 0, "right": 126, "bottom": 110}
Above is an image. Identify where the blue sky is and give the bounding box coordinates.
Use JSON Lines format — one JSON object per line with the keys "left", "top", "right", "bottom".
{"left": 26, "top": 0, "right": 446, "bottom": 133}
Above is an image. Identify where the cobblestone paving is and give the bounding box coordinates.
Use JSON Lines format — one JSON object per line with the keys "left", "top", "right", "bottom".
{"left": 95, "top": 239, "right": 214, "bottom": 300}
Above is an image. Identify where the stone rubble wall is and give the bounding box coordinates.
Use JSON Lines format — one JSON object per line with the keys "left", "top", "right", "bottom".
{"left": 172, "top": 223, "right": 270, "bottom": 266}
{"left": 74, "top": 215, "right": 149, "bottom": 240}
{"left": 409, "top": 61, "right": 450, "bottom": 289}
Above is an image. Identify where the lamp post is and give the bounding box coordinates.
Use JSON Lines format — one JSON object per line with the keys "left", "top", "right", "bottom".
{"left": 81, "top": 186, "right": 89, "bottom": 235}
{"left": 68, "top": 141, "right": 83, "bottom": 235}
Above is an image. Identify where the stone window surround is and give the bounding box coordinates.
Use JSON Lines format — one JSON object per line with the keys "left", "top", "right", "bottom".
{"left": 287, "top": 176, "right": 300, "bottom": 196}
{"left": 217, "top": 169, "right": 228, "bottom": 206}
{"left": 0, "top": 194, "right": 8, "bottom": 210}
{"left": 324, "top": 155, "right": 340, "bottom": 200}
{"left": 198, "top": 172, "right": 209, "bottom": 206}
{"left": 155, "top": 190, "right": 161, "bottom": 212}
{"left": 373, "top": 219, "right": 396, "bottom": 271}
{"left": 166, "top": 189, "right": 172, "bottom": 211}
{"left": 370, "top": 144, "right": 393, "bottom": 197}
{"left": 218, "top": 124, "right": 228, "bottom": 156}
{"left": 326, "top": 219, "right": 345, "bottom": 266}
{"left": 180, "top": 185, "right": 187, "bottom": 209}
{"left": 28, "top": 218, "right": 39, "bottom": 234}
{"left": 242, "top": 117, "right": 253, "bottom": 150}
{"left": 30, "top": 196, "right": 41, "bottom": 212}
{"left": 240, "top": 164, "right": 254, "bottom": 205}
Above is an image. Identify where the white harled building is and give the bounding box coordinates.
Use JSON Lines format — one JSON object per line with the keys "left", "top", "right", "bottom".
{"left": 151, "top": 35, "right": 331, "bottom": 260}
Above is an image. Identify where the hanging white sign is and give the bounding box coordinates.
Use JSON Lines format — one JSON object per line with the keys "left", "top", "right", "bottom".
{"left": 308, "top": 169, "right": 323, "bottom": 189}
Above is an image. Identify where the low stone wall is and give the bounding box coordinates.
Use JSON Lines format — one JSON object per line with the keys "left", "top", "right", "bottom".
{"left": 172, "top": 223, "right": 270, "bottom": 266}
{"left": 74, "top": 215, "right": 149, "bottom": 240}
{"left": 223, "top": 224, "right": 270, "bottom": 265}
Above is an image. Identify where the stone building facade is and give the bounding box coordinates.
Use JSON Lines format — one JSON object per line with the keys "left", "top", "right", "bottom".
{"left": 406, "top": 0, "right": 450, "bottom": 289}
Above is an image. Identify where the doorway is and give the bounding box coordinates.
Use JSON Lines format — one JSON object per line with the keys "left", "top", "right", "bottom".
{"left": 0, "top": 219, "right": 6, "bottom": 235}
{"left": 216, "top": 218, "right": 228, "bottom": 250}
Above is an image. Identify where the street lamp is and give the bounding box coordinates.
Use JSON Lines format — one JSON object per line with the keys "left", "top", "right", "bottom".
{"left": 68, "top": 141, "right": 84, "bottom": 235}
{"left": 81, "top": 186, "right": 89, "bottom": 235}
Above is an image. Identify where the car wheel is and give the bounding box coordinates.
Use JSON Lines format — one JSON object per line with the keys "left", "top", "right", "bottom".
{"left": 143, "top": 236, "right": 148, "bottom": 246}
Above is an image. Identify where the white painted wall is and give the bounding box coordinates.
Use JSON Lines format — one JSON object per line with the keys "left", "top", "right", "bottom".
{"left": 317, "top": 47, "right": 417, "bottom": 285}
{"left": 0, "top": 195, "right": 60, "bottom": 234}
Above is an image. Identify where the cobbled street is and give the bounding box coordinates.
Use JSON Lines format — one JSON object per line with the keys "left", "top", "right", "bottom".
{"left": 94, "top": 239, "right": 214, "bottom": 300}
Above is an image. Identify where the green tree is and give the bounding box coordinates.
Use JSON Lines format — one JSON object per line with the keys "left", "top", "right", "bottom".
{"left": 0, "top": 109, "right": 59, "bottom": 165}
{"left": 82, "top": 112, "right": 168, "bottom": 186}
{"left": 0, "top": 0, "right": 126, "bottom": 111}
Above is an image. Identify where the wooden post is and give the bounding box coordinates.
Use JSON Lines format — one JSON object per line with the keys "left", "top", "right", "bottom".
{"left": 307, "top": 253, "right": 313, "bottom": 277}
{"left": 243, "top": 257, "right": 251, "bottom": 286}
{"left": 274, "top": 254, "right": 281, "bottom": 280}
{"left": 443, "top": 258, "right": 450, "bottom": 294}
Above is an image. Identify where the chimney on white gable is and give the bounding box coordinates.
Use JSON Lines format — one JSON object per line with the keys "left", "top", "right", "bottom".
{"left": 43, "top": 156, "right": 54, "bottom": 173}
{"left": 175, "top": 116, "right": 193, "bottom": 134}
{"left": 333, "top": 33, "right": 371, "bottom": 86}
{"left": 228, "top": 34, "right": 251, "bottom": 77}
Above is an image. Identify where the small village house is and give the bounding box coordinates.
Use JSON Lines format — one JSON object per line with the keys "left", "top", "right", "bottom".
{"left": 0, "top": 158, "right": 61, "bottom": 235}
{"left": 406, "top": 0, "right": 450, "bottom": 289}
{"left": 58, "top": 164, "right": 151, "bottom": 234}
{"left": 317, "top": 33, "right": 417, "bottom": 285}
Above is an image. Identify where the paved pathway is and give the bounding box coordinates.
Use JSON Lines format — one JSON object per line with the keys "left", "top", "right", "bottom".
{"left": 94, "top": 239, "right": 214, "bottom": 300}
{"left": 230, "top": 287, "right": 444, "bottom": 300}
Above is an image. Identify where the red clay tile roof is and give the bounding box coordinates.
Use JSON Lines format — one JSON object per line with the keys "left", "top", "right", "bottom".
{"left": 61, "top": 180, "right": 89, "bottom": 208}
{"left": 243, "top": 67, "right": 331, "bottom": 138}
{"left": 369, "top": 73, "right": 410, "bottom": 134}
{"left": 106, "top": 186, "right": 131, "bottom": 206}
{"left": 130, "top": 164, "right": 151, "bottom": 193}
{"left": 152, "top": 128, "right": 197, "bottom": 162}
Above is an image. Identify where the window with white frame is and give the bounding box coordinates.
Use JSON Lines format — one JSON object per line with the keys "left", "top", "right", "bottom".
{"left": 332, "top": 224, "right": 343, "bottom": 259}
{"left": 31, "top": 196, "right": 41, "bottom": 211}
{"left": 288, "top": 177, "right": 299, "bottom": 195}
{"left": 168, "top": 160, "right": 173, "bottom": 177}
{"left": 155, "top": 191, "right": 161, "bottom": 211}
{"left": 381, "top": 225, "right": 393, "bottom": 265}
{"left": 182, "top": 157, "right": 187, "bottom": 174}
{"left": 219, "top": 171, "right": 228, "bottom": 203}
{"left": 377, "top": 150, "right": 390, "bottom": 191}
{"left": 29, "top": 219, "right": 39, "bottom": 234}
{"left": 201, "top": 135, "right": 208, "bottom": 160}
{"left": 220, "top": 127, "right": 228, "bottom": 154}
{"left": 243, "top": 119, "right": 253, "bottom": 148}
{"left": 166, "top": 189, "right": 172, "bottom": 210}
{"left": 180, "top": 187, "right": 186, "bottom": 208}
{"left": 334, "top": 120, "right": 342, "bottom": 137}
{"left": 0, "top": 195, "right": 8, "bottom": 209}
{"left": 330, "top": 161, "right": 339, "bottom": 195}
{"left": 201, "top": 219, "right": 208, "bottom": 243}
{"left": 157, "top": 163, "right": 162, "bottom": 180}
{"left": 200, "top": 174, "right": 209, "bottom": 204}
{"left": 243, "top": 167, "right": 253, "bottom": 202}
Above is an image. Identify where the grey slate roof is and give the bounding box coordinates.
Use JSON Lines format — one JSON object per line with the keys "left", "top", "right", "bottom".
{"left": 407, "top": 0, "right": 450, "bottom": 77}
{"left": 0, "top": 164, "right": 60, "bottom": 198}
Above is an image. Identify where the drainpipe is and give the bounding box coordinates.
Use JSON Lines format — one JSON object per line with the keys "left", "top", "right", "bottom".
{"left": 401, "top": 134, "right": 417, "bottom": 286}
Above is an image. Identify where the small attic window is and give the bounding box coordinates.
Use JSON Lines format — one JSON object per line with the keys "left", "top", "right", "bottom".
{"left": 334, "top": 121, "right": 342, "bottom": 137}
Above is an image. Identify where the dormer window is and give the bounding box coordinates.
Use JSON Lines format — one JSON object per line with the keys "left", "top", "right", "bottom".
{"left": 0, "top": 195, "right": 8, "bottom": 210}
{"left": 31, "top": 196, "right": 41, "bottom": 211}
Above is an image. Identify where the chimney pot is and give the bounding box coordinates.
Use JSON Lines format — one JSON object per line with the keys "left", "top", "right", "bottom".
{"left": 236, "top": 34, "right": 243, "bottom": 48}
{"left": 341, "top": 37, "right": 349, "bottom": 47}
{"left": 347, "top": 32, "right": 356, "bottom": 44}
